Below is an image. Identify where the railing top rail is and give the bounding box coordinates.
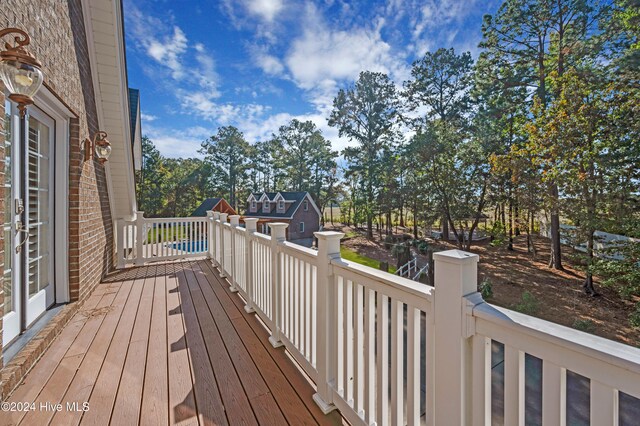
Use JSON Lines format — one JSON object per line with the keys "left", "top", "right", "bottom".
{"left": 281, "top": 241, "right": 318, "bottom": 258}
{"left": 474, "top": 302, "right": 640, "bottom": 376}
{"left": 137, "top": 216, "right": 208, "bottom": 224}
{"left": 332, "top": 258, "right": 434, "bottom": 302}
{"left": 251, "top": 232, "right": 269, "bottom": 241}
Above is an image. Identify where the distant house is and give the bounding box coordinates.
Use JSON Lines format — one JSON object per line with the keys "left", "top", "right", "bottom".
{"left": 244, "top": 192, "right": 321, "bottom": 243}
{"left": 191, "top": 198, "right": 236, "bottom": 217}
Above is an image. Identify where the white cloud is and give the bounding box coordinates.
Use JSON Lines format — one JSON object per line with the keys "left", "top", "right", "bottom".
{"left": 286, "top": 7, "right": 405, "bottom": 90}
{"left": 245, "top": 0, "right": 284, "bottom": 22}
{"left": 126, "top": 5, "right": 220, "bottom": 95}
{"left": 255, "top": 52, "right": 285, "bottom": 76}
{"left": 140, "top": 113, "right": 157, "bottom": 122}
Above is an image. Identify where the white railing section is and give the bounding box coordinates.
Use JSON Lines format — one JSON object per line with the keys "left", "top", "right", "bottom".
{"left": 116, "top": 211, "right": 209, "bottom": 268}
{"left": 396, "top": 257, "right": 418, "bottom": 278}
{"left": 116, "top": 210, "right": 640, "bottom": 425}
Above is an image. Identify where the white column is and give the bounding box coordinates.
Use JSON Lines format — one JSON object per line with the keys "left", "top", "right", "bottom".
{"left": 135, "top": 211, "right": 145, "bottom": 266}
{"left": 218, "top": 213, "right": 228, "bottom": 277}
{"left": 267, "top": 222, "right": 288, "bottom": 348}
{"left": 228, "top": 215, "right": 241, "bottom": 292}
{"left": 116, "top": 219, "right": 125, "bottom": 269}
{"left": 433, "top": 249, "right": 479, "bottom": 425}
{"left": 244, "top": 218, "right": 259, "bottom": 313}
{"left": 206, "top": 210, "right": 215, "bottom": 262}
{"left": 212, "top": 212, "right": 220, "bottom": 266}
{"left": 312, "top": 231, "right": 344, "bottom": 414}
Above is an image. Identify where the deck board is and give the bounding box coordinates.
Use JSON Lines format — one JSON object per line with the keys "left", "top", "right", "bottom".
{"left": 4, "top": 260, "right": 344, "bottom": 426}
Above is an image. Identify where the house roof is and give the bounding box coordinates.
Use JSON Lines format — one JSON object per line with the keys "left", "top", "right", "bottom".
{"left": 244, "top": 191, "right": 315, "bottom": 219}
{"left": 191, "top": 198, "right": 222, "bottom": 217}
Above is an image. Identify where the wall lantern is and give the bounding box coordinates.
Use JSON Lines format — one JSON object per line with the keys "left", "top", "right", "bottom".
{"left": 85, "top": 131, "right": 112, "bottom": 164}
{"left": 0, "top": 28, "right": 44, "bottom": 118}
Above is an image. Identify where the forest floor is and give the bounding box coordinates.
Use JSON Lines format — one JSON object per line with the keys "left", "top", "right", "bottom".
{"left": 322, "top": 223, "right": 640, "bottom": 348}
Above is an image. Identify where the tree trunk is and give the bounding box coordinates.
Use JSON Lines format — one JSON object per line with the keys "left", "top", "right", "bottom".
{"left": 367, "top": 214, "right": 373, "bottom": 239}
{"left": 508, "top": 197, "right": 514, "bottom": 251}
{"left": 548, "top": 183, "right": 563, "bottom": 270}
{"left": 413, "top": 202, "right": 418, "bottom": 239}
{"left": 514, "top": 197, "right": 521, "bottom": 236}
{"left": 583, "top": 230, "right": 597, "bottom": 296}
{"left": 442, "top": 212, "right": 449, "bottom": 241}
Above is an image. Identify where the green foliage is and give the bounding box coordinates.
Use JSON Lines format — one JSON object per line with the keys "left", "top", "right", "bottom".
{"left": 573, "top": 319, "right": 597, "bottom": 333}
{"left": 489, "top": 221, "right": 507, "bottom": 247}
{"left": 515, "top": 291, "right": 538, "bottom": 315}
{"left": 329, "top": 71, "right": 401, "bottom": 238}
{"left": 418, "top": 241, "right": 429, "bottom": 255}
{"left": 479, "top": 279, "right": 493, "bottom": 299}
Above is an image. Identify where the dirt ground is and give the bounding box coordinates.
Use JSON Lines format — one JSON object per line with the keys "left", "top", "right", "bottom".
{"left": 323, "top": 224, "right": 640, "bottom": 348}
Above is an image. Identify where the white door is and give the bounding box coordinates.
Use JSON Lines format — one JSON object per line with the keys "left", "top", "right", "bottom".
{"left": 3, "top": 101, "right": 55, "bottom": 347}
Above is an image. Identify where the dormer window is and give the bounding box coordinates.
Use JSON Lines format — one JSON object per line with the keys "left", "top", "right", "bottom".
{"left": 278, "top": 200, "right": 284, "bottom": 210}
{"left": 303, "top": 200, "right": 309, "bottom": 211}
{"left": 263, "top": 201, "right": 270, "bottom": 212}
{"left": 251, "top": 200, "right": 256, "bottom": 210}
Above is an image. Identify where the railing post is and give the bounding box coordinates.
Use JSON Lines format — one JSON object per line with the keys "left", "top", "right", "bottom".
{"left": 212, "top": 212, "right": 220, "bottom": 266}
{"left": 267, "top": 222, "right": 288, "bottom": 348}
{"left": 244, "top": 218, "right": 259, "bottom": 314}
{"left": 135, "top": 211, "right": 145, "bottom": 266}
{"left": 218, "top": 213, "right": 228, "bottom": 277}
{"left": 432, "top": 249, "right": 481, "bottom": 425}
{"left": 206, "top": 210, "right": 215, "bottom": 261}
{"left": 117, "top": 219, "right": 125, "bottom": 269}
{"left": 228, "top": 215, "right": 241, "bottom": 292}
{"left": 313, "top": 231, "right": 344, "bottom": 414}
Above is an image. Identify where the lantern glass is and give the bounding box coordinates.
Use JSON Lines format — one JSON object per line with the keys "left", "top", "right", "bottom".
{"left": 95, "top": 142, "right": 112, "bottom": 161}
{"left": 0, "top": 59, "right": 44, "bottom": 99}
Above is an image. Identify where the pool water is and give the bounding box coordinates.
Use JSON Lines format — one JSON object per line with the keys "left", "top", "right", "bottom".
{"left": 172, "top": 240, "right": 208, "bottom": 253}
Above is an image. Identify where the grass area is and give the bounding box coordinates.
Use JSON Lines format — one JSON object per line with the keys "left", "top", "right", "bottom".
{"left": 341, "top": 247, "right": 397, "bottom": 274}
{"left": 146, "top": 224, "right": 188, "bottom": 243}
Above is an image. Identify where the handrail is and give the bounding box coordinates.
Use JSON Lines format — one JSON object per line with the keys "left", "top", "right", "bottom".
{"left": 116, "top": 211, "right": 640, "bottom": 426}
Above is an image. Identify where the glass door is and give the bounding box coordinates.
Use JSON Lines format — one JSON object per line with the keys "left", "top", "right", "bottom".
{"left": 2, "top": 101, "right": 54, "bottom": 347}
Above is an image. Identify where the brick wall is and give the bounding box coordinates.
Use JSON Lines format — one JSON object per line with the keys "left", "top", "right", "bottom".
{"left": 290, "top": 198, "right": 320, "bottom": 240}
{"left": 0, "top": 0, "right": 114, "bottom": 360}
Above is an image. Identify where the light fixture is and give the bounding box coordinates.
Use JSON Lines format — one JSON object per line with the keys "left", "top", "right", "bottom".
{"left": 84, "top": 131, "right": 112, "bottom": 164}
{"left": 0, "top": 28, "right": 44, "bottom": 117}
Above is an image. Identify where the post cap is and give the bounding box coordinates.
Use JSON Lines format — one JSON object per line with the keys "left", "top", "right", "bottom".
{"left": 314, "top": 231, "right": 345, "bottom": 240}
{"left": 206, "top": 210, "right": 215, "bottom": 217}
{"left": 229, "top": 215, "right": 241, "bottom": 225}
{"left": 433, "top": 249, "right": 479, "bottom": 265}
{"left": 219, "top": 213, "right": 229, "bottom": 221}
{"left": 268, "top": 222, "right": 289, "bottom": 230}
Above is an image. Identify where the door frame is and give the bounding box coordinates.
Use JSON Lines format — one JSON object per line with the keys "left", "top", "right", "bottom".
{"left": 32, "top": 87, "right": 72, "bottom": 305}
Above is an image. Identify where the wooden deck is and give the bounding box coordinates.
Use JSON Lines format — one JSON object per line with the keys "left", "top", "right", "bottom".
{"left": 2, "top": 260, "right": 343, "bottom": 425}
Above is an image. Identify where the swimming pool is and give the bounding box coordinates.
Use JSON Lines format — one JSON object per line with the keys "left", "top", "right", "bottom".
{"left": 172, "top": 240, "right": 208, "bottom": 253}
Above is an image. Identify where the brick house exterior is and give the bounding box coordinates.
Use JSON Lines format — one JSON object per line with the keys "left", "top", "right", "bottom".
{"left": 243, "top": 192, "right": 321, "bottom": 242}
{"left": 0, "top": 0, "right": 137, "bottom": 393}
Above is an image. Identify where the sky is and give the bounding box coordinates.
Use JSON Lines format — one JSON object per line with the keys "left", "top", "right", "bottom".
{"left": 123, "top": 0, "right": 502, "bottom": 158}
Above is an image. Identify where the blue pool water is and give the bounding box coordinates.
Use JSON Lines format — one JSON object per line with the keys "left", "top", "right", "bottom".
{"left": 172, "top": 240, "right": 208, "bottom": 253}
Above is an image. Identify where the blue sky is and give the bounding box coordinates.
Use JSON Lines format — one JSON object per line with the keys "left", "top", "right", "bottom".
{"left": 123, "top": 0, "right": 501, "bottom": 158}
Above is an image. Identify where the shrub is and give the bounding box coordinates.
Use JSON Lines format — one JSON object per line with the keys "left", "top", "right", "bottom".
{"left": 489, "top": 221, "right": 507, "bottom": 247}
{"left": 573, "top": 319, "right": 596, "bottom": 333}
{"left": 515, "top": 291, "right": 538, "bottom": 315}
{"left": 479, "top": 278, "right": 493, "bottom": 299}
{"left": 418, "top": 241, "right": 429, "bottom": 255}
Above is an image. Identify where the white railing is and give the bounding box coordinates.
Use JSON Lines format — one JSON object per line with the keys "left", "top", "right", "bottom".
{"left": 117, "top": 211, "right": 640, "bottom": 425}
{"left": 395, "top": 257, "right": 418, "bottom": 278}
{"left": 116, "top": 211, "right": 209, "bottom": 268}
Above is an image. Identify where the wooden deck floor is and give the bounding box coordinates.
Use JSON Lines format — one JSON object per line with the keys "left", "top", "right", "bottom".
{"left": 2, "top": 260, "right": 343, "bottom": 426}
